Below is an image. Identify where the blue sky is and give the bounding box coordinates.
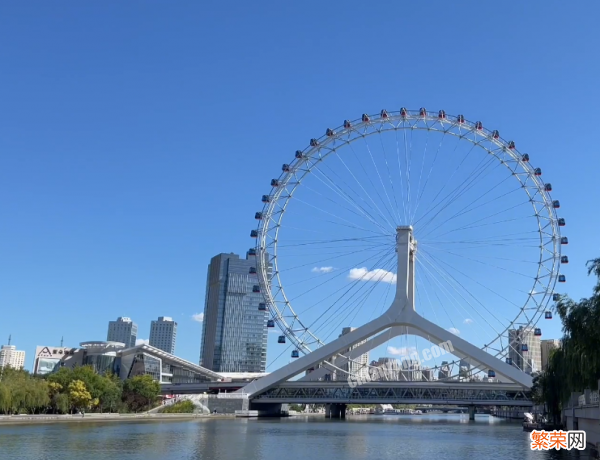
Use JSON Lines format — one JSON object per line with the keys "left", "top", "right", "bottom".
{"left": 1, "top": 2, "right": 599, "bottom": 372}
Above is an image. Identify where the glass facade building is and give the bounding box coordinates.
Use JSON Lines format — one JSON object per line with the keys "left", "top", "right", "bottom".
{"left": 107, "top": 317, "right": 138, "bottom": 348}
{"left": 199, "top": 252, "right": 269, "bottom": 373}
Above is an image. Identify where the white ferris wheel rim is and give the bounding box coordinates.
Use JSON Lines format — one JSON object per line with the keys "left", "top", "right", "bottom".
{"left": 253, "top": 108, "right": 563, "bottom": 374}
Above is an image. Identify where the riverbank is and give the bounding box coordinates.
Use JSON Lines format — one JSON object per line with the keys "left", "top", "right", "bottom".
{"left": 0, "top": 413, "right": 236, "bottom": 426}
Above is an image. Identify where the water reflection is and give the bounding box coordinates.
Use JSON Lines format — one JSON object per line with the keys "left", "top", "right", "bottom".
{"left": 0, "top": 415, "right": 594, "bottom": 460}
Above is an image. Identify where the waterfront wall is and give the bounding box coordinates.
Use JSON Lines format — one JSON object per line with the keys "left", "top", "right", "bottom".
{"left": 562, "top": 381, "right": 600, "bottom": 452}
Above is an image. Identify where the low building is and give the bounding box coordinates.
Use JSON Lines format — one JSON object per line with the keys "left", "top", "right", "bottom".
{"left": 119, "top": 343, "right": 221, "bottom": 384}
{"left": 80, "top": 341, "right": 126, "bottom": 375}
{"left": 33, "top": 341, "right": 221, "bottom": 384}
{"left": 33, "top": 346, "right": 85, "bottom": 375}
{"left": 0, "top": 345, "right": 26, "bottom": 370}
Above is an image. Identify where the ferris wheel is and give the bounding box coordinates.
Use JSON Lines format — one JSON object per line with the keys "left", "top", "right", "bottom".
{"left": 250, "top": 108, "right": 567, "bottom": 379}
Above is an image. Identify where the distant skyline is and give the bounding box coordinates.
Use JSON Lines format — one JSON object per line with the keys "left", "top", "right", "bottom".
{"left": 1, "top": 2, "right": 599, "bottom": 371}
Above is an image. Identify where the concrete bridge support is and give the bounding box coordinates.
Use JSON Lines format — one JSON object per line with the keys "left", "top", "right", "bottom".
{"left": 468, "top": 405, "right": 476, "bottom": 421}
{"left": 325, "top": 403, "right": 346, "bottom": 419}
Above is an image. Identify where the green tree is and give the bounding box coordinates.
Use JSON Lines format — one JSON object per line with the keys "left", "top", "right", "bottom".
{"left": 0, "top": 368, "right": 49, "bottom": 414}
{"left": 537, "top": 257, "right": 600, "bottom": 423}
{"left": 159, "top": 400, "right": 195, "bottom": 413}
{"left": 98, "top": 373, "right": 122, "bottom": 413}
{"left": 122, "top": 375, "right": 160, "bottom": 412}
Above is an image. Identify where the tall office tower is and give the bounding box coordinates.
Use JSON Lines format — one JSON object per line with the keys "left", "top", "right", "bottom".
{"left": 399, "top": 359, "right": 422, "bottom": 381}
{"left": 421, "top": 367, "right": 434, "bottom": 382}
{"left": 0, "top": 337, "right": 26, "bottom": 370}
{"left": 149, "top": 316, "right": 177, "bottom": 354}
{"left": 508, "top": 326, "right": 542, "bottom": 374}
{"left": 438, "top": 361, "right": 450, "bottom": 380}
{"left": 107, "top": 317, "right": 138, "bottom": 348}
{"left": 459, "top": 358, "right": 471, "bottom": 380}
{"left": 370, "top": 357, "right": 400, "bottom": 381}
{"left": 199, "top": 252, "right": 269, "bottom": 373}
{"left": 541, "top": 339, "right": 562, "bottom": 371}
{"left": 337, "top": 327, "right": 370, "bottom": 380}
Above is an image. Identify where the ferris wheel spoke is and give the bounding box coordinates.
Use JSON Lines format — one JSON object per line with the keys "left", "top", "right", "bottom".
{"left": 423, "top": 249, "right": 525, "bottom": 312}
{"left": 435, "top": 177, "right": 520, "bottom": 228}
{"left": 416, "top": 258, "right": 471, "bottom": 342}
{"left": 290, "top": 196, "right": 390, "bottom": 236}
{"left": 418, "top": 250, "right": 515, "bottom": 335}
{"left": 416, "top": 153, "right": 500, "bottom": 234}
{"left": 299, "top": 181, "right": 393, "bottom": 234}
{"left": 354, "top": 135, "right": 399, "bottom": 226}
{"left": 418, "top": 171, "right": 518, "bottom": 240}
{"left": 307, "top": 159, "right": 392, "bottom": 234}
{"left": 417, "top": 253, "right": 503, "bottom": 341}
{"left": 409, "top": 123, "right": 433, "bottom": 225}
{"left": 280, "top": 247, "right": 393, "bottom": 290}
{"left": 428, "top": 209, "right": 534, "bottom": 240}
{"left": 331, "top": 146, "right": 398, "bottom": 229}
{"left": 282, "top": 246, "right": 395, "bottom": 307}
{"left": 412, "top": 135, "right": 479, "bottom": 228}
{"left": 313, "top": 258, "right": 395, "bottom": 342}
{"left": 376, "top": 127, "right": 403, "bottom": 224}
{"left": 345, "top": 140, "right": 401, "bottom": 227}
{"left": 305, "top": 249, "right": 396, "bottom": 336}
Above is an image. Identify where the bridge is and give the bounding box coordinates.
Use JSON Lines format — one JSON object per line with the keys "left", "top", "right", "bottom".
{"left": 168, "top": 227, "right": 536, "bottom": 418}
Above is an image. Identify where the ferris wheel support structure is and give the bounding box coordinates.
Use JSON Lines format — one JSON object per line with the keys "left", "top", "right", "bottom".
{"left": 239, "top": 226, "right": 533, "bottom": 398}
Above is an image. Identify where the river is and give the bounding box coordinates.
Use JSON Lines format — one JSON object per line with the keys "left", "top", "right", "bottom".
{"left": 0, "top": 414, "right": 589, "bottom": 459}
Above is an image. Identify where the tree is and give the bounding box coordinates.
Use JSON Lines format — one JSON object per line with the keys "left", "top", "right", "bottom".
{"left": 122, "top": 375, "right": 160, "bottom": 412}
{"left": 537, "top": 257, "right": 600, "bottom": 422}
{"left": 0, "top": 368, "right": 49, "bottom": 414}
{"left": 98, "top": 373, "right": 122, "bottom": 413}
{"left": 68, "top": 380, "right": 92, "bottom": 412}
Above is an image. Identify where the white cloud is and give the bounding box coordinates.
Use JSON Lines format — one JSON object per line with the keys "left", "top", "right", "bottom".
{"left": 348, "top": 267, "right": 397, "bottom": 284}
{"left": 135, "top": 339, "right": 149, "bottom": 346}
{"left": 463, "top": 319, "right": 473, "bottom": 325}
{"left": 387, "top": 346, "right": 417, "bottom": 356}
{"left": 312, "top": 266, "right": 334, "bottom": 273}
{"left": 448, "top": 327, "right": 460, "bottom": 335}
{"left": 192, "top": 313, "right": 204, "bottom": 323}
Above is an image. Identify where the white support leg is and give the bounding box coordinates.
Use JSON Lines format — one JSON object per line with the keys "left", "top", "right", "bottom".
{"left": 242, "top": 226, "right": 532, "bottom": 397}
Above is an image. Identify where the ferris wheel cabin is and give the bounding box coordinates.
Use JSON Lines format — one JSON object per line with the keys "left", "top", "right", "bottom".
{"left": 267, "top": 320, "right": 275, "bottom": 328}
{"left": 291, "top": 350, "right": 299, "bottom": 358}
{"left": 278, "top": 335, "right": 286, "bottom": 344}
{"left": 545, "top": 311, "right": 553, "bottom": 319}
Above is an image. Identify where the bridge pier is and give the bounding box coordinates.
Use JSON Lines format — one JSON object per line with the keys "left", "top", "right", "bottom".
{"left": 326, "top": 403, "right": 346, "bottom": 419}
{"left": 468, "top": 405, "right": 475, "bottom": 421}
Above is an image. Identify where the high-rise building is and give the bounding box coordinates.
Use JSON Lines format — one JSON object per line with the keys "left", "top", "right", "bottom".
{"left": 0, "top": 344, "right": 26, "bottom": 370}
{"left": 459, "top": 358, "right": 471, "bottom": 380}
{"left": 149, "top": 317, "right": 177, "bottom": 354}
{"left": 107, "top": 317, "right": 138, "bottom": 348}
{"left": 541, "top": 339, "right": 562, "bottom": 371}
{"left": 337, "top": 327, "right": 369, "bottom": 380}
{"left": 508, "top": 326, "right": 542, "bottom": 374}
{"left": 199, "top": 252, "right": 269, "bottom": 373}
{"left": 421, "top": 367, "right": 434, "bottom": 381}
{"left": 400, "top": 359, "right": 422, "bottom": 381}
{"left": 438, "top": 361, "right": 450, "bottom": 380}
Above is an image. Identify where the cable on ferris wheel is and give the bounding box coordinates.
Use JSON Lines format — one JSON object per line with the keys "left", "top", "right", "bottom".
{"left": 249, "top": 108, "right": 567, "bottom": 380}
